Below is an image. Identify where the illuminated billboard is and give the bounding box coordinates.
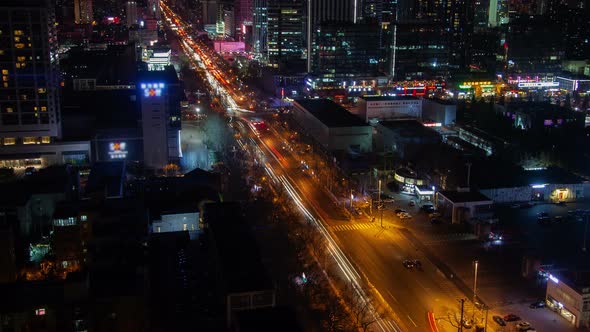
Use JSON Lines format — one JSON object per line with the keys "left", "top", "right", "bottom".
{"left": 517, "top": 82, "right": 559, "bottom": 88}
{"left": 140, "top": 83, "right": 165, "bottom": 97}
{"left": 108, "top": 142, "right": 128, "bottom": 159}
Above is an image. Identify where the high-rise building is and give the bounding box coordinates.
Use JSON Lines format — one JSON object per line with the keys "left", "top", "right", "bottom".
{"left": 306, "top": 0, "right": 358, "bottom": 72}
{"left": 74, "top": 0, "right": 93, "bottom": 24}
{"left": 202, "top": 0, "right": 219, "bottom": 25}
{"left": 314, "top": 22, "right": 380, "bottom": 78}
{"left": 252, "top": 0, "right": 267, "bottom": 55}
{"left": 0, "top": 0, "right": 61, "bottom": 143}
{"left": 234, "top": 0, "right": 253, "bottom": 41}
{"left": 267, "top": 0, "right": 304, "bottom": 69}
{"left": 126, "top": 1, "right": 138, "bottom": 27}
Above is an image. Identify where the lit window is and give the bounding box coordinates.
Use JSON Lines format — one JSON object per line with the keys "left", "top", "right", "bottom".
{"left": 40, "top": 106, "right": 47, "bottom": 111}
{"left": 41, "top": 136, "right": 50, "bottom": 144}
{"left": 15, "top": 63, "right": 20, "bottom": 68}
{"left": 35, "top": 308, "right": 45, "bottom": 316}
{"left": 157, "top": 226, "right": 161, "bottom": 233}
{"left": 3, "top": 83, "right": 7, "bottom": 88}
{"left": 6, "top": 107, "right": 13, "bottom": 113}
{"left": 0, "top": 50, "right": 4, "bottom": 55}
{"left": 23, "top": 137, "right": 36, "bottom": 144}
{"left": 15, "top": 43, "right": 24, "bottom": 48}
{"left": 14, "top": 30, "right": 23, "bottom": 36}
{"left": 20, "top": 94, "right": 27, "bottom": 100}
{"left": 1, "top": 70, "right": 7, "bottom": 75}
{"left": 3, "top": 137, "right": 15, "bottom": 145}
{"left": 80, "top": 215, "right": 87, "bottom": 221}
{"left": 17, "top": 56, "right": 25, "bottom": 62}
{"left": 2, "top": 76, "right": 7, "bottom": 82}
{"left": 37, "top": 88, "right": 46, "bottom": 93}
{"left": 183, "top": 223, "right": 188, "bottom": 231}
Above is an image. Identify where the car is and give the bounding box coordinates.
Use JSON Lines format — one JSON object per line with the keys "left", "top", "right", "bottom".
{"left": 503, "top": 314, "right": 520, "bottom": 322}
{"left": 399, "top": 213, "right": 412, "bottom": 220}
{"left": 408, "top": 201, "right": 416, "bottom": 207}
{"left": 516, "top": 321, "right": 531, "bottom": 330}
{"left": 394, "top": 208, "right": 406, "bottom": 214}
{"left": 430, "top": 218, "right": 442, "bottom": 225}
{"left": 24, "top": 166, "right": 37, "bottom": 176}
{"left": 492, "top": 316, "right": 506, "bottom": 326}
{"left": 402, "top": 260, "right": 414, "bottom": 269}
{"left": 420, "top": 204, "right": 435, "bottom": 212}
{"left": 529, "top": 300, "right": 545, "bottom": 309}
{"left": 429, "top": 212, "right": 441, "bottom": 218}
{"left": 396, "top": 210, "right": 408, "bottom": 217}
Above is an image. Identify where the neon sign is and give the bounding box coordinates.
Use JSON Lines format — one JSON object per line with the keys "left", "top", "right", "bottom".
{"left": 108, "top": 142, "right": 128, "bottom": 159}
{"left": 140, "top": 83, "right": 165, "bottom": 97}
{"left": 517, "top": 82, "right": 559, "bottom": 88}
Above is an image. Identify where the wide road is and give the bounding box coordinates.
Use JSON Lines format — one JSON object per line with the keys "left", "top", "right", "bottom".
{"left": 252, "top": 119, "right": 474, "bottom": 332}
{"left": 161, "top": 3, "right": 471, "bottom": 331}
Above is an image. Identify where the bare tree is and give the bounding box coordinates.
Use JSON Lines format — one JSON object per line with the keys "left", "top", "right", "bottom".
{"left": 341, "top": 282, "right": 388, "bottom": 332}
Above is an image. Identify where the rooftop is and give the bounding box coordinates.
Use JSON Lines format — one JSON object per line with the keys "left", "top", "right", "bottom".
{"left": 360, "top": 95, "right": 420, "bottom": 101}
{"left": 438, "top": 190, "right": 493, "bottom": 203}
{"left": 379, "top": 120, "right": 441, "bottom": 138}
{"left": 295, "top": 99, "right": 368, "bottom": 127}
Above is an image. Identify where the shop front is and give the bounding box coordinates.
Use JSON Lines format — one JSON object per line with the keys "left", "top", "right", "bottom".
{"left": 394, "top": 168, "right": 424, "bottom": 194}
{"left": 546, "top": 296, "right": 577, "bottom": 325}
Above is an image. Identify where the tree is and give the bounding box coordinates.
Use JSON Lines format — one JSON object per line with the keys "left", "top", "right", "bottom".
{"left": 341, "top": 283, "right": 388, "bottom": 332}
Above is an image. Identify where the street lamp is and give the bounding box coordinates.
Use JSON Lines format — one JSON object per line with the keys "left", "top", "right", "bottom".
{"left": 350, "top": 190, "right": 354, "bottom": 209}
{"left": 473, "top": 260, "right": 479, "bottom": 319}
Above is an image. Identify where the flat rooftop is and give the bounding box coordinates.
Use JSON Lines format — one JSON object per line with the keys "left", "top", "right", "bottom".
{"left": 439, "top": 190, "right": 492, "bottom": 203}
{"left": 295, "top": 99, "right": 368, "bottom": 127}
{"left": 360, "top": 95, "right": 420, "bottom": 101}
{"left": 380, "top": 120, "right": 441, "bottom": 138}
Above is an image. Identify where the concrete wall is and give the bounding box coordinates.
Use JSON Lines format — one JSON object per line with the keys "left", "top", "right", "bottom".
{"left": 422, "top": 99, "right": 456, "bottom": 125}
{"left": 328, "top": 126, "right": 373, "bottom": 153}
{"left": 361, "top": 99, "right": 422, "bottom": 121}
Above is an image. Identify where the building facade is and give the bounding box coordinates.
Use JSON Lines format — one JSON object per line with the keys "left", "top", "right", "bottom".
{"left": 266, "top": 0, "right": 304, "bottom": 69}
{"left": 546, "top": 272, "right": 590, "bottom": 328}
{"left": 0, "top": 0, "right": 61, "bottom": 142}
{"left": 74, "top": 0, "right": 93, "bottom": 24}
{"left": 356, "top": 96, "right": 422, "bottom": 122}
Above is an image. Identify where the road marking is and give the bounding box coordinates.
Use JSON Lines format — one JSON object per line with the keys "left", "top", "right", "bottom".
{"left": 407, "top": 315, "right": 418, "bottom": 327}
{"left": 331, "top": 222, "right": 377, "bottom": 232}
{"left": 386, "top": 290, "right": 399, "bottom": 303}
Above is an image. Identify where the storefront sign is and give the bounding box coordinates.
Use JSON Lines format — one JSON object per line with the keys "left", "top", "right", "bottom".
{"left": 108, "top": 142, "right": 128, "bottom": 159}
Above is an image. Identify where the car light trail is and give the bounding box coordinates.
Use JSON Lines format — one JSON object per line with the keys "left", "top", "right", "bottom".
{"left": 162, "top": 3, "right": 401, "bottom": 330}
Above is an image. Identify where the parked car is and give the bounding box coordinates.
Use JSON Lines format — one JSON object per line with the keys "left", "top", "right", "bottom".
{"left": 492, "top": 316, "right": 506, "bottom": 326}
{"left": 516, "top": 321, "right": 531, "bottom": 331}
{"left": 402, "top": 260, "right": 414, "bottom": 269}
{"left": 394, "top": 209, "right": 406, "bottom": 214}
{"left": 420, "top": 204, "right": 435, "bottom": 212}
{"left": 429, "top": 212, "right": 441, "bottom": 218}
{"left": 529, "top": 300, "right": 545, "bottom": 309}
{"left": 408, "top": 201, "right": 416, "bottom": 207}
{"left": 24, "top": 166, "right": 36, "bottom": 176}
{"left": 399, "top": 213, "right": 412, "bottom": 220}
{"left": 503, "top": 314, "right": 520, "bottom": 322}
{"left": 396, "top": 210, "right": 408, "bottom": 217}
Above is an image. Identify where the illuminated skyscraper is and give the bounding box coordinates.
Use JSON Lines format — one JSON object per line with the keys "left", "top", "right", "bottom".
{"left": 267, "top": 0, "right": 304, "bottom": 69}
{"left": 0, "top": 0, "right": 62, "bottom": 144}
{"left": 74, "top": 0, "right": 93, "bottom": 24}
{"left": 126, "top": 1, "right": 138, "bottom": 27}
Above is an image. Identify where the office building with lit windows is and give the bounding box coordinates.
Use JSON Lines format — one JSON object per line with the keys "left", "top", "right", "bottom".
{"left": 74, "top": 0, "right": 93, "bottom": 24}
{"left": 266, "top": 0, "right": 304, "bottom": 69}
{"left": 0, "top": 0, "right": 90, "bottom": 168}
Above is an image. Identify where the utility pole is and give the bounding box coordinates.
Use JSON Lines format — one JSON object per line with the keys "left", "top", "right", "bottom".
{"left": 378, "top": 179, "right": 383, "bottom": 227}
{"left": 459, "top": 298, "right": 465, "bottom": 332}
{"left": 466, "top": 162, "right": 472, "bottom": 188}
{"left": 583, "top": 213, "right": 589, "bottom": 252}
{"left": 484, "top": 306, "right": 489, "bottom": 332}
{"left": 473, "top": 260, "right": 479, "bottom": 319}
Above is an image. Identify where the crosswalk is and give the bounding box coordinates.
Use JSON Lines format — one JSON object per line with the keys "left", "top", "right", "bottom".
{"left": 331, "top": 222, "right": 378, "bottom": 232}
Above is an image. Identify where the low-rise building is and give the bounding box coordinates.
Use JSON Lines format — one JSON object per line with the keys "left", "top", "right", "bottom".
{"left": 356, "top": 95, "right": 422, "bottom": 122}
{"left": 292, "top": 99, "right": 372, "bottom": 153}
{"left": 479, "top": 167, "right": 588, "bottom": 203}
{"left": 435, "top": 190, "right": 494, "bottom": 224}
{"left": 546, "top": 271, "right": 590, "bottom": 328}
{"left": 375, "top": 120, "right": 441, "bottom": 159}
{"left": 422, "top": 98, "right": 457, "bottom": 126}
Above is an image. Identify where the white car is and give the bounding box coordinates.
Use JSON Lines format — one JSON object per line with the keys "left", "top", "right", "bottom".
{"left": 399, "top": 213, "right": 412, "bottom": 220}
{"left": 516, "top": 322, "right": 531, "bottom": 331}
